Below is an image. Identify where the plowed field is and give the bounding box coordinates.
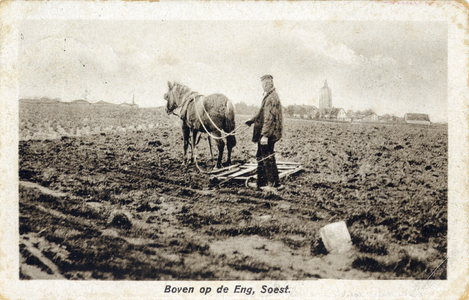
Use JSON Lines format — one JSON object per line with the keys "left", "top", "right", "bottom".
{"left": 19, "top": 105, "right": 447, "bottom": 280}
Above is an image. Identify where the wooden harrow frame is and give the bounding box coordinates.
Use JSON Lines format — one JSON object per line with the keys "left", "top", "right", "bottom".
{"left": 209, "top": 161, "right": 304, "bottom": 186}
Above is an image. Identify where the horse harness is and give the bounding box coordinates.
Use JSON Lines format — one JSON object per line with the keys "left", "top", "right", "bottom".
{"left": 172, "top": 91, "right": 246, "bottom": 140}
{"left": 174, "top": 91, "right": 203, "bottom": 120}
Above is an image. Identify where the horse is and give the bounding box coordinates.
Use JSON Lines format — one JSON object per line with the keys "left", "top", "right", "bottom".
{"left": 164, "top": 81, "right": 236, "bottom": 169}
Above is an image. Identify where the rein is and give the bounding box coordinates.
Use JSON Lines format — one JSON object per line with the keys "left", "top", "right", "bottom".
{"left": 194, "top": 98, "right": 231, "bottom": 140}
{"left": 170, "top": 91, "right": 250, "bottom": 140}
{"left": 193, "top": 96, "right": 251, "bottom": 139}
{"left": 199, "top": 100, "right": 251, "bottom": 138}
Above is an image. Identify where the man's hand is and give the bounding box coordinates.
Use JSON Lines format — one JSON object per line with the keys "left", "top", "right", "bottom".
{"left": 260, "top": 136, "right": 268, "bottom": 145}
{"left": 245, "top": 119, "right": 254, "bottom": 126}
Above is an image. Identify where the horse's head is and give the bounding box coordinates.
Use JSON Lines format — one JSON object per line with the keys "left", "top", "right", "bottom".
{"left": 164, "top": 81, "right": 192, "bottom": 115}
{"left": 164, "top": 81, "right": 178, "bottom": 115}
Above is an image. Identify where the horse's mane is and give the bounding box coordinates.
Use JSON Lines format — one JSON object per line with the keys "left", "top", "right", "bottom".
{"left": 171, "top": 82, "right": 193, "bottom": 103}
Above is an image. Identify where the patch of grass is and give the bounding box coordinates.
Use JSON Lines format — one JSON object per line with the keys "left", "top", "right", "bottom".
{"left": 350, "top": 227, "right": 389, "bottom": 255}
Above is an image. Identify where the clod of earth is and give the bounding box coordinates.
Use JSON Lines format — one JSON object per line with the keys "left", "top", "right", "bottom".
{"left": 107, "top": 210, "right": 133, "bottom": 229}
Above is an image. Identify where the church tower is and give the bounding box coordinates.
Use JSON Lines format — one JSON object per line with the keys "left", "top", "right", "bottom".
{"left": 319, "top": 80, "right": 332, "bottom": 118}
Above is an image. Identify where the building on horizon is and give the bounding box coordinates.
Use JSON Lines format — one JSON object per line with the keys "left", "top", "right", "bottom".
{"left": 318, "top": 80, "right": 349, "bottom": 121}
{"left": 404, "top": 113, "right": 431, "bottom": 125}
{"left": 323, "top": 107, "right": 350, "bottom": 122}
{"left": 354, "top": 112, "right": 379, "bottom": 123}
{"left": 319, "top": 80, "right": 332, "bottom": 118}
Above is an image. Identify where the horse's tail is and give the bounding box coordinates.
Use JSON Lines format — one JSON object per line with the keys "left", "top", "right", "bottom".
{"left": 224, "top": 100, "right": 236, "bottom": 132}
{"left": 225, "top": 100, "right": 236, "bottom": 148}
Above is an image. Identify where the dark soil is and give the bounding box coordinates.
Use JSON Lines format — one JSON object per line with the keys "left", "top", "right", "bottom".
{"left": 19, "top": 106, "right": 447, "bottom": 280}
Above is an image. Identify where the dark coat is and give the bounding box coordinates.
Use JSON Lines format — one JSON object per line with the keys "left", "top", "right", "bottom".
{"left": 250, "top": 88, "right": 283, "bottom": 143}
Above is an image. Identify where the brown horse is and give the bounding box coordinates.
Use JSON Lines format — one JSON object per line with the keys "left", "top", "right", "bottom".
{"left": 164, "top": 81, "right": 236, "bottom": 169}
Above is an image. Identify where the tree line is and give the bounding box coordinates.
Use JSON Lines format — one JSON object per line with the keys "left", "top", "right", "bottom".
{"left": 233, "top": 101, "right": 405, "bottom": 122}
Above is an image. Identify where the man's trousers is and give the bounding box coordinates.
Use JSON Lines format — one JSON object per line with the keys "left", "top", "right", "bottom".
{"left": 256, "top": 140, "right": 280, "bottom": 187}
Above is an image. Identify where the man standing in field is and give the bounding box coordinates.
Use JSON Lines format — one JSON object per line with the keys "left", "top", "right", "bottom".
{"left": 245, "top": 75, "right": 283, "bottom": 191}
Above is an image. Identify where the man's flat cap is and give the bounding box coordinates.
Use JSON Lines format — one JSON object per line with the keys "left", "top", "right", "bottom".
{"left": 261, "top": 74, "right": 273, "bottom": 81}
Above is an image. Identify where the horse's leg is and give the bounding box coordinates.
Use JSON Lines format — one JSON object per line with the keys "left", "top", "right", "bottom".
{"left": 226, "top": 135, "right": 236, "bottom": 166}
{"left": 208, "top": 136, "right": 214, "bottom": 162}
{"left": 215, "top": 135, "right": 225, "bottom": 169}
{"left": 223, "top": 101, "right": 236, "bottom": 166}
{"left": 191, "top": 129, "right": 198, "bottom": 164}
{"left": 182, "top": 125, "right": 190, "bottom": 166}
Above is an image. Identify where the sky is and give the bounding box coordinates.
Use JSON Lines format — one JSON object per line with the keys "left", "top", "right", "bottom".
{"left": 19, "top": 20, "right": 447, "bottom": 122}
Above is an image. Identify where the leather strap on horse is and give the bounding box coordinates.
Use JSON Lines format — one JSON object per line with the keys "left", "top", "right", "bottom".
{"left": 194, "top": 99, "right": 230, "bottom": 140}
{"left": 196, "top": 96, "right": 251, "bottom": 139}
{"left": 176, "top": 91, "right": 200, "bottom": 119}
{"left": 171, "top": 91, "right": 251, "bottom": 140}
